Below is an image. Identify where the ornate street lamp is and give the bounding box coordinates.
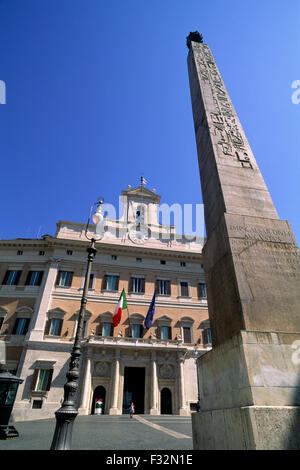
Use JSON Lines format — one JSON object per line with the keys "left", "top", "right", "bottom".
{"left": 0, "top": 368, "right": 23, "bottom": 439}
{"left": 50, "top": 198, "right": 104, "bottom": 450}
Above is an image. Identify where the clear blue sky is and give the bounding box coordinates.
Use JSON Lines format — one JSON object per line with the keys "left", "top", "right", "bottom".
{"left": 0, "top": 0, "right": 299, "bottom": 243}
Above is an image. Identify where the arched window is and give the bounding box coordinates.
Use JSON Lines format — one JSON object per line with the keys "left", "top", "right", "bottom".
{"left": 91, "top": 386, "right": 106, "bottom": 414}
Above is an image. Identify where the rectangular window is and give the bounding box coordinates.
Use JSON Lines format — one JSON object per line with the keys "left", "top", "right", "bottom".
{"left": 198, "top": 283, "right": 207, "bottom": 299}
{"left": 56, "top": 271, "right": 73, "bottom": 287}
{"left": 17, "top": 251, "right": 23, "bottom": 256}
{"left": 39, "top": 251, "right": 45, "bottom": 256}
{"left": 180, "top": 281, "right": 189, "bottom": 297}
{"left": 32, "top": 400, "right": 43, "bottom": 409}
{"left": 132, "top": 324, "right": 142, "bottom": 338}
{"left": 180, "top": 262, "right": 186, "bottom": 267}
{"left": 66, "top": 250, "right": 73, "bottom": 255}
{"left": 161, "top": 326, "right": 171, "bottom": 340}
{"left": 36, "top": 369, "right": 51, "bottom": 392}
{"left": 102, "top": 322, "right": 112, "bottom": 337}
{"left": 13, "top": 318, "right": 30, "bottom": 335}
{"left": 160, "top": 260, "right": 166, "bottom": 265}
{"left": 2, "top": 270, "right": 22, "bottom": 286}
{"left": 111, "top": 255, "right": 117, "bottom": 260}
{"left": 183, "top": 326, "right": 192, "bottom": 344}
{"left": 25, "top": 271, "right": 44, "bottom": 286}
{"left": 50, "top": 319, "right": 62, "bottom": 336}
{"left": 107, "top": 275, "right": 118, "bottom": 291}
{"left": 136, "top": 258, "right": 142, "bottom": 263}
{"left": 88, "top": 273, "right": 94, "bottom": 289}
{"left": 131, "top": 277, "right": 144, "bottom": 293}
{"left": 157, "top": 280, "right": 170, "bottom": 296}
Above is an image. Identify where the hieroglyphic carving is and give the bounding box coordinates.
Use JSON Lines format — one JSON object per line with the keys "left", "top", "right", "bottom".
{"left": 192, "top": 43, "right": 254, "bottom": 169}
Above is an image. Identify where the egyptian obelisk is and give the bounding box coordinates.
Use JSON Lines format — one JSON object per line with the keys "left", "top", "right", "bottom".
{"left": 187, "top": 32, "right": 300, "bottom": 450}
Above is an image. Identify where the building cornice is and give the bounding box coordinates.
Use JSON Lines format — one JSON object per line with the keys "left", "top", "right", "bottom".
{"left": 0, "top": 235, "right": 204, "bottom": 260}
{"left": 51, "top": 291, "right": 208, "bottom": 309}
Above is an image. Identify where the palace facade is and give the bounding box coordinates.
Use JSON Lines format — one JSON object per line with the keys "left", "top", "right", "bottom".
{"left": 0, "top": 183, "right": 211, "bottom": 421}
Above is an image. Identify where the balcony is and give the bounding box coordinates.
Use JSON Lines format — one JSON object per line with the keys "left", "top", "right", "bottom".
{"left": 85, "top": 334, "right": 206, "bottom": 352}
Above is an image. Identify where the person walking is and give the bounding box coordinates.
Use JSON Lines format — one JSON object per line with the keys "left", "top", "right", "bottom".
{"left": 129, "top": 401, "right": 135, "bottom": 419}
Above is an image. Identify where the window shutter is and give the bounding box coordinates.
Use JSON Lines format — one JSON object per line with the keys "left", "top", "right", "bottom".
{"left": 115, "top": 276, "right": 119, "bottom": 292}
{"left": 2, "top": 270, "right": 10, "bottom": 285}
{"left": 101, "top": 275, "right": 108, "bottom": 291}
{"left": 97, "top": 323, "right": 103, "bottom": 336}
{"left": 44, "top": 319, "right": 51, "bottom": 335}
{"left": 110, "top": 323, "right": 114, "bottom": 337}
{"left": 30, "top": 369, "right": 39, "bottom": 391}
{"left": 166, "top": 281, "right": 171, "bottom": 296}
{"left": 56, "top": 271, "right": 61, "bottom": 286}
{"left": 181, "top": 282, "right": 188, "bottom": 297}
{"left": 12, "top": 318, "right": 19, "bottom": 335}
{"left": 23, "top": 318, "right": 30, "bottom": 335}
{"left": 203, "top": 329, "right": 208, "bottom": 344}
{"left": 168, "top": 326, "right": 172, "bottom": 340}
{"left": 141, "top": 278, "right": 145, "bottom": 293}
{"left": 197, "top": 284, "right": 202, "bottom": 299}
{"left": 129, "top": 277, "right": 133, "bottom": 293}
{"left": 25, "top": 271, "right": 32, "bottom": 286}
{"left": 156, "top": 327, "right": 161, "bottom": 339}
{"left": 57, "top": 319, "right": 63, "bottom": 336}
{"left": 15, "top": 270, "right": 22, "bottom": 286}
{"left": 88, "top": 273, "right": 94, "bottom": 289}
{"left": 37, "top": 271, "right": 44, "bottom": 286}
{"left": 155, "top": 280, "right": 160, "bottom": 294}
{"left": 45, "top": 369, "right": 53, "bottom": 391}
{"left": 198, "top": 283, "right": 206, "bottom": 299}
{"left": 67, "top": 272, "right": 73, "bottom": 287}
{"left": 183, "top": 327, "right": 191, "bottom": 343}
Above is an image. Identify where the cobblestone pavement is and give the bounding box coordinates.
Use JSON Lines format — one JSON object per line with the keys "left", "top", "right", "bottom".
{"left": 0, "top": 415, "right": 193, "bottom": 450}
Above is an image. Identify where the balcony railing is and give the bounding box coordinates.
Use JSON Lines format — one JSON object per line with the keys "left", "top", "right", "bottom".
{"left": 85, "top": 334, "right": 207, "bottom": 350}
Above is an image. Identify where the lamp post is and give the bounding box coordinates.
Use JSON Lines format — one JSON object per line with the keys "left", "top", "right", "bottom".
{"left": 194, "top": 353, "right": 201, "bottom": 412}
{"left": 50, "top": 198, "right": 104, "bottom": 450}
{"left": 0, "top": 368, "right": 23, "bottom": 439}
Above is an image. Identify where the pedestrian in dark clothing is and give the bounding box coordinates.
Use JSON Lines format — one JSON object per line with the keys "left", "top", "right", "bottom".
{"left": 129, "top": 401, "right": 135, "bottom": 418}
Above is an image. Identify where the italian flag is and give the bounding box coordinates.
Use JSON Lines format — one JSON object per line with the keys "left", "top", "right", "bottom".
{"left": 113, "top": 288, "right": 127, "bottom": 327}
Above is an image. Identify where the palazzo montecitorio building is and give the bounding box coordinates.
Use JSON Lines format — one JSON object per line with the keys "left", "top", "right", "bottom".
{"left": 0, "top": 182, "right": 211, "bottom": 421}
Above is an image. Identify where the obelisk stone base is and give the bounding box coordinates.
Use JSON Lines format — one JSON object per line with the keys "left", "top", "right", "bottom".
{"left": 192, "top": 405, "right": 300, "bottom": 450}
{"left": 192, "top": 330, "right": 300, "bottom": 450}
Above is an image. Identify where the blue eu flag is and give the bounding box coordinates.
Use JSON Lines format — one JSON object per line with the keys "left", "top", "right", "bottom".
{"left": 144, "top": 292, "right": 156, "bottom": 329}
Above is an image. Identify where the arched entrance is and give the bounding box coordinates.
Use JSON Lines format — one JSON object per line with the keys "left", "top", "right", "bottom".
{"left": 161, "top": 388, "right": 172, "bottom": 414}
{"left": 91, "top": 386, "right": 106, "bottom": 415}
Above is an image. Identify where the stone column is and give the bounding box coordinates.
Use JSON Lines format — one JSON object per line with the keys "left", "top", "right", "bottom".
{"left": 178, "top": 353, "right": 188, "bottom": 416}
{"left": 78, "top": 355, "right": 92, "bottom": 415}
{"left": 27, "top": 258, "right": 60, "bottom": 342}
{"left": 150, "top": 352, "right": 158, "bottom": 415}
{"left": 109, "top": 349, "right": 120, "bottom": 415}
{"left": 186, "top": 32, "right": 300, "bottom": 449}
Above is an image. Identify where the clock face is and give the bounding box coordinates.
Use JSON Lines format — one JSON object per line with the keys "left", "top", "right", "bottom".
{"left": 129, "top": 225, "right": 149, "bottom": 244}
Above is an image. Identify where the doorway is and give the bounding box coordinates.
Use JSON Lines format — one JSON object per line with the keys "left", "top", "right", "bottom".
{"left": 122, "top": 367, "right": 145, "bottom": 414}
{"left": 161, "top": 388, "right": 172, "bottom": 414}
{"left": 91, "top": 385, "right": 106, "bottom": 414}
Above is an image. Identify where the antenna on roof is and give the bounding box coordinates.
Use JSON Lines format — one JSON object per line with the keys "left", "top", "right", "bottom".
{"left": 140, "top": 175, "right": 147, "bottom": 186}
